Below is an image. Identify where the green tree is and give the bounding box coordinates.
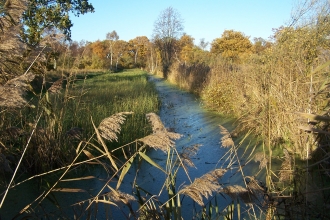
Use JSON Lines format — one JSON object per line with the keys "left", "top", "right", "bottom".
{"left": 21, "top": 0, "right": 94, "bottom": 46}
{"left": 210, "top": 30, "right": 252, "bottom": 61}
{"left": 153, "top": 7, "right": 184, "bottom": 78}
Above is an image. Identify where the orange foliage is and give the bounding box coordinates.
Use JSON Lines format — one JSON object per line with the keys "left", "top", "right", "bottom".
{"left": 90, "top": 40, "right": 107, "bottom": 59}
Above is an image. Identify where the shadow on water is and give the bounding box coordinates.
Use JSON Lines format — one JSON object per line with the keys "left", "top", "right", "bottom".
{"left": 136, "top": 75, "right": 270, "bottom": 219}
{"left": 0, "top": 74, "right": 271, "bottom": 219}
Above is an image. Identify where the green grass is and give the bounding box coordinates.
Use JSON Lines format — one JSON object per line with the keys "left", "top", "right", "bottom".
{"left": 0, "top": 69, "right": 159, "bottom": 175}
{"left": 60, "top": 68, "right": 160, "bottom": 150}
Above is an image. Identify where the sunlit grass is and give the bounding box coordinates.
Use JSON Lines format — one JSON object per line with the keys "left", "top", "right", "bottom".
{"left": 61, "top": 69, "right": 160, "bottom": 150}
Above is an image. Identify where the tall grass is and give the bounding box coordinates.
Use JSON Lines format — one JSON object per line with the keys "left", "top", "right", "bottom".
{"left": 54, "top": 69, "right": 160, "bottom": 150}
{"left": 0, "top": 69, "right": 159, "bottom": 175}
{"left": 4, "top": 111, "right": 269, "bottom": 219}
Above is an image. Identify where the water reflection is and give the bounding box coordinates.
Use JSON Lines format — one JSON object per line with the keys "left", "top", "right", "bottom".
{"left": 1, "top": 75, "right": 267, "bottom": 219}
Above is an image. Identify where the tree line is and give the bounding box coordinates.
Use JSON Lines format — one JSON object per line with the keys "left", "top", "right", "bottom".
{"left": 0, "top": 1, "right": 272, "bottom": 81}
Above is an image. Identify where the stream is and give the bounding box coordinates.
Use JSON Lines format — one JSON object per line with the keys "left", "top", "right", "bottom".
{"left": 116, "top": 75, "right": 264, "bottom": 219}
{"left": 0, "top": 75, "right": 264, "bottom": 219}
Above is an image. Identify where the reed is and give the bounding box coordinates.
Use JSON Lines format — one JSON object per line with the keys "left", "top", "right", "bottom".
{"left": 0, "top": 68, "right": 159, "bottom": 175}
{"left": 2, "top": 111, "right": 265, "bottom": 219}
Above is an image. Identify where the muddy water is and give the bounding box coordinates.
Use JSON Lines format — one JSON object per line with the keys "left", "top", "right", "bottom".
{"left": 0, "top": 75, "right": 263, "bottom": 219}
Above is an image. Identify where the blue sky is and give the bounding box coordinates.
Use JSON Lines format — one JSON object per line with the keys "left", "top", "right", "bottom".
{"left": 70, "top": 0, "right": 295, "bottom": 46}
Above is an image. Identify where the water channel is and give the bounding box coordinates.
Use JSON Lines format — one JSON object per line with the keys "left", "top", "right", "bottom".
{"left": 0, "top": 74, "right": 265, "bottom": 219}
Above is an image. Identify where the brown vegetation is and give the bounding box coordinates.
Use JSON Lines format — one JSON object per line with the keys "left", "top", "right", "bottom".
{"left": 1, "top": 0, "right": 330, "bottom": 218}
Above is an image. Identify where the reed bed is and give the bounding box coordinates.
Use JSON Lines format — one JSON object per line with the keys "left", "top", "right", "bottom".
{"left": 0, "top": 69, "right": 159, "bottom": 175}
{"left": 2, "top": 110, "right": 267, "bottom": 219}
{"left": 58, "top": 69, "right": 160, "bottom": 149}
{"left": 163, "top": 2, "right": 330, "bottom": 217}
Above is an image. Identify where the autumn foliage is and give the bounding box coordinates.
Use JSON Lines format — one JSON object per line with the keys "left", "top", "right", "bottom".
{"left": 210, "top": 30, "right": 253, "bottom": 61}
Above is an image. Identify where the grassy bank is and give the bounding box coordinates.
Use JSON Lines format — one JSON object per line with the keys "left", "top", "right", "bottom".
{"left": 0, "top": 69, "right": 159, "bottom": 175}
{"left": 59, "top": 69, "right": 160, "bottom": 149}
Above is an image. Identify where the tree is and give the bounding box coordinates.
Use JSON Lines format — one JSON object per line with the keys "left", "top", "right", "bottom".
{"left": 153, "top": 7, "right": 184, "bottom": 78}
{"left": 112, "top": 40, "right": 128, "bottom": 71}
{"left": 210, "top": 30, "right": 252, "bottom": 61}
{"left": 199, "top": 38, "right": 209, "bottom": 51}
{"left": 106, "top": 30, "right": 119, "bottom": 71}
{"left": 253, "top": 37, "right": 272, "bottom": 55}
{"left": 0, "top": 0, "right": 94, "bottom": 80}
{"left": 177, "top": 34, "right": 194, "bottom": 64}
{"left": 128, "top": 36, "right": 149, "bottom": 68}
{"left": 89, "top": 40, "right": 107, "bottom": 69}
{"left": 21, "top": 0, "right": 94, "bottom": 46}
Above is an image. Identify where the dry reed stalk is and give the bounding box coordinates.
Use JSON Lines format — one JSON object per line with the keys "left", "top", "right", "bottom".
{"left": 98, "top": 112, "right": 133, "bottom": 142}
{"left": 219, "top": 124, "right": 259, "bottom": 218}
{"left": 0, "top": 113, "right": 42, "bottom": 208}
{"left": 139, "top": 113, "right": 182, "bottom": 152}
{"left": 48, "top": 78, "right": 63, "bottom": 94}
{"left": 278, "top": 149, "right": 293, "bottom": 182}
{"left": 35, "top": 133, "right": 91, "bottom": 207}
{"left": 246, "top": 176, "right": 266, "bottom": 205}
{"left": 179, "top": 168, "right": 227, "bottom": 206}
{"left": 138, "top": 197, "right": 163, "bottom": 220}
{"left": 104, "top": 187, "right": 136, "bottom": 205}
{"left": 66, "top": 127, "right": 83, "bottom": 140}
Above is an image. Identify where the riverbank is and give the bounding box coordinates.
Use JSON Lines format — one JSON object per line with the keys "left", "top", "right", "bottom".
{"left": 2, "top": 70, "right": 324, "bottom": 219}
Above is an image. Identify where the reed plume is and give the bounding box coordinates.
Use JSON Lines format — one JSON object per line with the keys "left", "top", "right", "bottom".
{"left": 180, "top": 144, "right": 201, "bottom": 168}
{"left": 246, "top": 176, "right": 266, "bottom": 204}
{"left": 104, "top": 189, "right": 136, "bottom": 205}
{"left": 219, "top": 125, "right": 234, "bottom": 148}
{"left": 48, "top": 78, "right": 63, "bottom": 94}
{"left": 179, "top": 168, "right": 227, "bottom": 206}
{"left": 254, "top": 152, "right": 268, "bottom": 169}
{"left": 66, "top": 127, "right": 83, "bottom": 140}
{"left": 139, "top": 113, "right": 181, "bottom": 152}
{"left": 0, "top": 0, "right": 27, "bottom": 81}
{"left": 220, "top": 185, "right": 251, "bottom": 203}
{"left": 98, "top": 112, "right": 133, "bottom": 142}
{"left": 0, "top": 72, "right": 35, "bottom": 108}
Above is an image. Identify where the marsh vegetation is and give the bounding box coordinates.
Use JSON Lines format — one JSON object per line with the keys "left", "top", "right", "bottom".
{"left": 1, "top": 0, "right": 330, "bottom": 219}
